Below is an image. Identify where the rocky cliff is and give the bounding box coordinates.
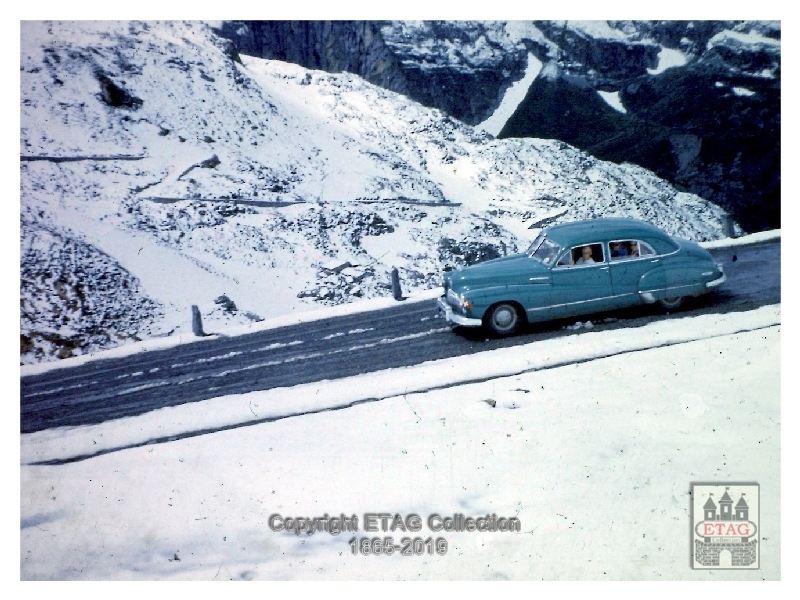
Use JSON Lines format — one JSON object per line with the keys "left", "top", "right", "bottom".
{"left": 213, "top": 21, "right": 410, "bottom": 98}
{"left": 500, "top": 21, "right": 781, "bottom": 233}
{"left": 214, "top": 21, "right": 530, "bottom": 127}
{"left": 215, "top": 20, "right": 780, "bottom": 233}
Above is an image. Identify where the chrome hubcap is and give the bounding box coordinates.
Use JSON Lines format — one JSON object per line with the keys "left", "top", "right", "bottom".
{"left": 494, "top": 307, "right": 515, "bottom": 328}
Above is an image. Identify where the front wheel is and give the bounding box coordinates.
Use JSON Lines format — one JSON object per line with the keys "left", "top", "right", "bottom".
{"left": 485, "top": 302, "right": 522, "bottom": 337}
{"left": 658, "top": 296, "right": 684, "bottom": 310}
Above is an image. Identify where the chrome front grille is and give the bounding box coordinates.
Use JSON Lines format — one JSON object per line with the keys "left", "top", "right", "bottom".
{"left": 446, "top": 289, "right": 460, "bottom": 308}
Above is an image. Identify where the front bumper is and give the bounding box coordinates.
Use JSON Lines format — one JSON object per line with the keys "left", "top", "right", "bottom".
{"left": 437, "top": 297, "right": 483, "bottom": 327}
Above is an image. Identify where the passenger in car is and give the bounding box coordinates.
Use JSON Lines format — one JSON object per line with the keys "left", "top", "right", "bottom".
{"left": 628, "top": 241, "right": 640, "bottom": 257}
{"left": 610, "top": 242, "right": 628, "bottom": 259}
{"left": 576, "top": 245, "right": 596, "bottom": 264}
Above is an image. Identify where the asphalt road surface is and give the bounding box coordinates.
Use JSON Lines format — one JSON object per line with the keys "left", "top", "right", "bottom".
{"left": 21, "top": 241, "right": 780, "bottom": 434}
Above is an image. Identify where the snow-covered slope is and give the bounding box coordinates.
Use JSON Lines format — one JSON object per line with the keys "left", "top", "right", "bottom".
{"left": 20, "top": 307, "right": 781, "bottom": 579}
{"left": 20, "top": 21, "right": 730, "bottom": 363}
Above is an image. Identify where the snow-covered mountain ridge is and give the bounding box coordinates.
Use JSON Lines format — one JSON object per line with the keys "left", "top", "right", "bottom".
{"left": 221, "top": 20, "right": 780, "bottom": 233}
{"left": 21, "top": 21, "right": 729, "bottom": 364}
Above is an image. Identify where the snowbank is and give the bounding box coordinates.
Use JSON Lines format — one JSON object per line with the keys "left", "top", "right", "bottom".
{"left": 699, "top": 229, "right": 781, "bottom": 249}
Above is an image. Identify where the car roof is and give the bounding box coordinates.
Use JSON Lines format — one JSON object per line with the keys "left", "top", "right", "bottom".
{"left": 544, "top": 218, "right": 668, "bottom": 247}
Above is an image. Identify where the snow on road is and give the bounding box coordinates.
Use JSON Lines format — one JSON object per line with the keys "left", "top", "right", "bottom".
{"left": 19, "top": 287, "right": 444, "bottom": 378}
{"left": 20, "top": 304, "right": 780, "bottom": 580}
{"left": 21, "top": 304, "right": 780, "bottom": 465}
{"left": 20, "top": 230, "right": 780, "bottom": 379}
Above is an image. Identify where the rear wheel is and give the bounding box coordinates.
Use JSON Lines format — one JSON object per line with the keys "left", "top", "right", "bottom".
{"left": 658, "top": 296, "right": 684, "bottom": 310}
{"left": 485, "top": 302, "right": 522, "bottom": 337}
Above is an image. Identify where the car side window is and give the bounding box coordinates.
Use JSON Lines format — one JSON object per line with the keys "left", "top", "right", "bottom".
{"left": 557, "top": 243, "right": 604, "bottom": 267}
{"left": 639, "top": 241, "right": 656, "bottom": 256}
{"left": 627, "top": 240, "right": 656, "bottom": 257}
{"left": 610, "top": 239, "right": 656, "bottom": 259}
{"left": 556, "top": 251, "right": 574, "bottom": 267}
{"left": 609, "top": 240, "right": 630, "bottom": 260}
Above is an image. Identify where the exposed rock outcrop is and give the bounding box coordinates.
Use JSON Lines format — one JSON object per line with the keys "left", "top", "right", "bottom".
{"left": 20, "top": 218, "right": 162, "bottom": 364}
{"left": 501, "top": 21, "right": 780, "bottom": 233}
{"left": 215, "top": 20, "right": 780, "bottom": 232}
{"left": 212, "top": 21, "right": 410, "bottom": 97}
{"left": 212, "top": 21, "right": 529, "bottom": 127}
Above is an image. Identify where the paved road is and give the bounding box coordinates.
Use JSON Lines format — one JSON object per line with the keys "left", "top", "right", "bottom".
{"left": 21, "top": 242, "right": 780, "bottom": 433}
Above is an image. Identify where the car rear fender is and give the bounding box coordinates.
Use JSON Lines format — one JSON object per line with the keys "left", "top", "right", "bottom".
{"left": 637, "top": 266, "right": 669, "bottom": 303}
{"left": 662, "top": 260, "right": 714, "bottom": 297}
{"left": 638, "top": 261, "right": 711, "bottom": 302}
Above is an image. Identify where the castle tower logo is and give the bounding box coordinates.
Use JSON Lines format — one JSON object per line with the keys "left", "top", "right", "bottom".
{"left": 691, "top": 483, "right": 759, "bottom": 569}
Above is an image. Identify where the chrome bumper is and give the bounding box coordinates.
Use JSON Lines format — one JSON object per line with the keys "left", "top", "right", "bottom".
{"left": 706, "top": 271, "right": 727, "bottom": 288}
{"left": 437, "top": 297, "right": 483, "bottom": 327}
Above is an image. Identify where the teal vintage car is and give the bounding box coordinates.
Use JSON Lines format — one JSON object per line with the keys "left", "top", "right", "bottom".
{"left": 438, "top": 218, "right": 726, "bottom": 336}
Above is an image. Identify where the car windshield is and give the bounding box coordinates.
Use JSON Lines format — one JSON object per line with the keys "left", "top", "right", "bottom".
{"left": 529, "top": 237, "right": 561, "bottom": 265}
{"left": 526, "top": 232, "right": 545, "bottom": 255}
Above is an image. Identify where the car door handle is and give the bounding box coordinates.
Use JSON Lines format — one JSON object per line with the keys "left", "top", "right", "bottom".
{"left": 600, "top": 266, "right": 609, "bottom": 270}
{"left": 650, "top": 259, "right": 659, "bottom": 264}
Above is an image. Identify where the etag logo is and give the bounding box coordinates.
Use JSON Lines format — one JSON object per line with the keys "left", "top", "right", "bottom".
{"left": 691, "top": 483, "right": 759, "bottom": 569}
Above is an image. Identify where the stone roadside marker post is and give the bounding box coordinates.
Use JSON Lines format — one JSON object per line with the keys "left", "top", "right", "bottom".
{"left": 391, "top": 267, "right": 403, "bottom": 301}
{"left": 191, "top": 305, "right": 205, "bottom": 337}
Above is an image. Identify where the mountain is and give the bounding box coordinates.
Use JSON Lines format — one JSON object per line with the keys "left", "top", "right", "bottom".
{"left": 21, "top": 20, "right": 728, "bottom": 363}
{"left": 217, "top": 20, "right": 780, "bottom": 233}
{"left": 214, "top": 20, "right": 530, "bottom": 127}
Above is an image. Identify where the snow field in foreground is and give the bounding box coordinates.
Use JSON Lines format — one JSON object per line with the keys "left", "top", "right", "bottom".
{"left": 20, "top": 314, "right": 779, "bottom": 579}
{"left": 20, "top": 306, "right": 780, "bottom": 580}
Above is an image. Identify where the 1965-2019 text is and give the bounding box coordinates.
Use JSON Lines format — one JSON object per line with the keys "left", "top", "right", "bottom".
{"left": 350, "top": 537, "right": 447, "bottom": 556}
